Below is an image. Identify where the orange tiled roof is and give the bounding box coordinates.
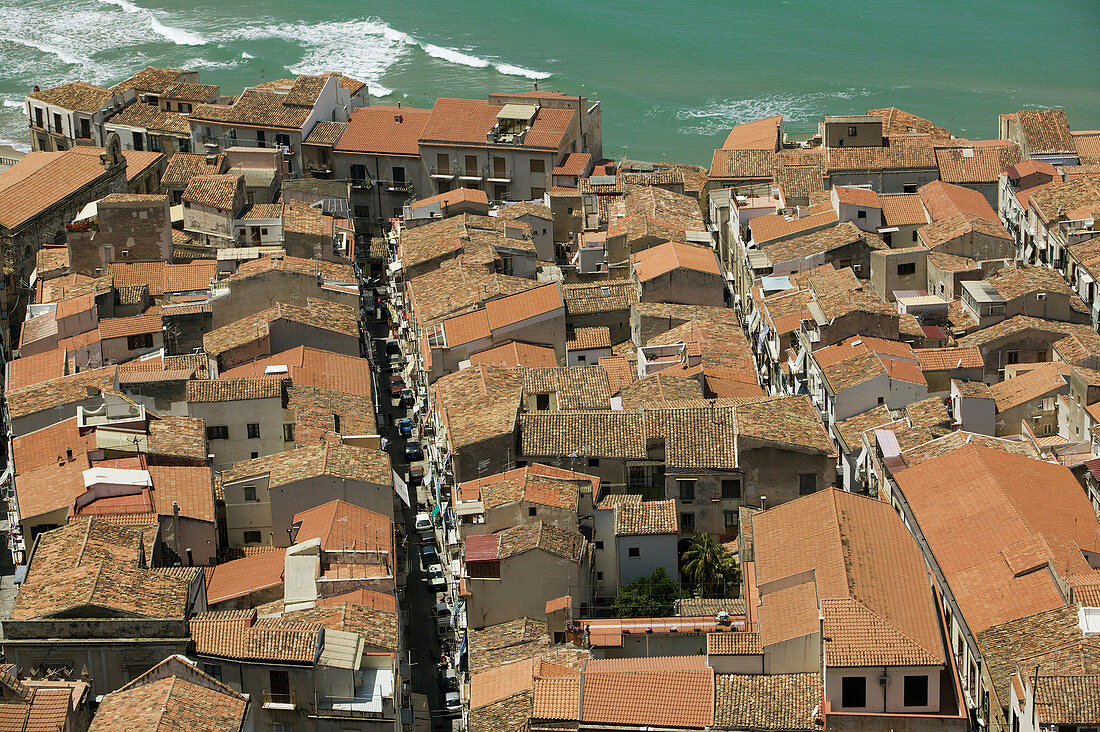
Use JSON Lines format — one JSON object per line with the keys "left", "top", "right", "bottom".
{"left": 191, "top": 610, "right": 320, "bottom": 662}
{"left": 1016, "top": 109, "right": 1076, "bottom": 155}
{"left": 614, "top": 499, "right": 678, "bottom": 536}
{"left": 631, "top": 240, "right": 720, "bottom": 282}
{"left": 894, "top": 444, "right": 1099, "bottom": 632}
{"left": 335, "top": 105, "right": 432, "bottom": 156}
{"left": 754, "top": 488, "right": 945, "bottom": 666}
{"left": 420, "top": 98, "right": 574, "bottom": 150}
{"left": 205, "top": 549, "right": 287, "bottom": 604}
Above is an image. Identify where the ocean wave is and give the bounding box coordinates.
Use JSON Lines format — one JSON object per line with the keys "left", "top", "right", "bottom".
{"left": 227, "top": 14, "right": 549, "bottom": 95}
{"left": 675, "top": 90, "right": 868, "bottom": 135}
{"left": 98, "top": 0, "right": 207, "bottom": 46}
{"left": 0, "top": 35, "right": 89, "bottom": 68}
{"left": 2, "top": 99, "right": 25, "bottom": 109}
{"left": 182, "top": 57, "right": 241, "bottom": 70}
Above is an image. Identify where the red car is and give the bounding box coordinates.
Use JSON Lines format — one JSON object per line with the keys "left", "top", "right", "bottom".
{"left": 389, "top": 375, "right": 405, "bottom": 397}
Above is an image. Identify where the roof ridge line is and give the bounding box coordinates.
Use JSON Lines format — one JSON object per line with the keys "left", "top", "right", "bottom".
{"left": 849, "top": 597, "right": 943, "bottom": 660}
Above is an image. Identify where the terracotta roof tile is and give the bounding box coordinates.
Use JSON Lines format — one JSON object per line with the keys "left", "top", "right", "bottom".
{"left": 221, "top": 443, "right": 391, "bottom": 491}
{"left": 1016, "top": 109, "right": 1077, "bottom": 155}
{"left": 90, "top": 671, "right": 246, "bottom": 731}
{"left": 28, "top": 80, "right": 114, "bottom": 112}
{"left": 762, "top": 221, "right": 883, "bottom": 266}
{"left": 181, "top": 174, "right": 242, "bottom": 212}
{"left": 989, "top": 362, "right": 1071, "bottom": 411}
{"left": 495, "top": 522, "right": 585, "bottom": 562}
{"left": 577, "top": 667, "right": 714, "bottom": 728}
{"left": 335, "top": 105, "right": 431, "bottom": 155}
{"left": 868, "top": 108, "right": 952, "bottom": 138}
{"left": 186, "top": 376, "right": 284, "bottom": 403}
{"left": 191, "top": 609, "right": 321, "bottom": 662}
{"left": 202, "top": 298, "right": 357, "bottom": 356}
{"left": 420, "top": 98, "right": 574, "bottom": 150}
{"left": 205, "top": 549, "right": 286, "bottom": 604}
{"left": 631, "top": 240, "right": 720, "bottom": 282}
{"left": 713, "top": 672, "right": 822, "bottom": 730}
{"left": 432, "top": 365, "right": 523, "bottom": 450}
{"left": 915, "top": 346, "right": 984, "bottom": 370}
{"left": 894, "top": 445, "right": 1099, "bottom": 632}
{"left": 561, "top": 280, "right": 638, "bottom": 315}
{"left": 469, "top": 341, "right": 558, "bottom": 369}
{"left": 0, "top": 148, "right": 113, "bottom": 230}
{"left": 614, "top": 499, "right": 677, "bottom": 536}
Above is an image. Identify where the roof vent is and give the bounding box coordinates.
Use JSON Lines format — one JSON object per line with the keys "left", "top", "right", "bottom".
{"left": 394, "top": 114, "right": 403, "bottom": 124}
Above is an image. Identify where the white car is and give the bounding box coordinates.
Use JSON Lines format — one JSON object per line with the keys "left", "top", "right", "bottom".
{"left": 427, "top": 570, "right": 446, "bottom": 590}
{"left": 425, "top": 563, "right": 444, "bottom": 576}
{"left": 414, "top": 513, "right": 432, "bottom": 533}
{"left": 434, "top": 602, "right": 452, "bottom": 630}
{"left": 444, "top": 691, "right": 462, "bottom": 713}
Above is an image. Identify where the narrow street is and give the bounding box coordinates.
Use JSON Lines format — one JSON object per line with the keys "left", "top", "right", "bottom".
{"left": 364, "top": 303, "right": 453, "bottom": 731}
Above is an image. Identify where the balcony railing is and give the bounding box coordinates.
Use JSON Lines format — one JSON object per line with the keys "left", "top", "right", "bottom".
{"left": 316, "top": 695, "right": 393, "bottom": 719}
{"left": 261, "top": 691, "right": 297, "bottom": 710}
{"left": 429, "top": 167, "right": 456, "bottom": 179}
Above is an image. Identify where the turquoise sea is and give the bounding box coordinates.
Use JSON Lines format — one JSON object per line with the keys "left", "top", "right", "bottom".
{"left": 1, "top": 0, "right": 1098, "bottom": 163}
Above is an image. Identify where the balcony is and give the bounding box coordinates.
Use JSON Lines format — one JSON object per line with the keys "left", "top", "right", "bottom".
{"left": 429, "top": 167, "right": 456, "bottom": 179}
{"left": 486, "top": 165, "right": 512, "bottom": 183}
{"left": 306, "top": 160, "right": 333, "bottom": 177}
{"left": 261, "top": 691, "right": 297, "bottom": 710}
{"left": 458, "top": 168, "right": 483, "bottom": 182}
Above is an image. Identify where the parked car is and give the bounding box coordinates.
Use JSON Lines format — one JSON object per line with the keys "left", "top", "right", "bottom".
{"left": 408, "top": 464, "right": 424, "bottom": 485}
{"left": 427, "top": 569, "right": 446, "bottom": 591}
{"left": 398, "top": 418, "right": 413, "bottom": 437}
{"left": 438, "top": 666, "right": 458, "bottom": 692}
{"left": 414, "top": 513, "right": 432, "bottom": 533}
{"left": 434, "top": 602, "right": 453, "bottom": 632}
{"left": 425, "top": 562, "right": 443, "bottom": 576}
{"left": 405, "top": 442, "right": 424, "bottom": 462}
{"left": 444, "top": 691, "right": 462, "bottom": 713}
{"left": 389, "top": 376, "right": 405, "bottom": 397}
{"left": 420, "top": 543, "right": 439, "bottom": 565}
{"left": 399, "top": 388, "right": 415, "bottom": 408}
{"left": 386, "top": 341, "right": 402, "bottom": 356}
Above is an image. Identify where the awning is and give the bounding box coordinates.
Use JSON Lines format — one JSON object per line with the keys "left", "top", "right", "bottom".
{"left": 392, "top": 470, "right": 411, "bottom": 507}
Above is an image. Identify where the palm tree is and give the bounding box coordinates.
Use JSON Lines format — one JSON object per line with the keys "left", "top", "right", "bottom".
{"left": 680, "top": 533, "right": 737, "bottom": 597}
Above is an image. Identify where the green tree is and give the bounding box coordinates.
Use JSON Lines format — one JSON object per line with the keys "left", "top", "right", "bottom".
{"left": 681, "top": 533, "right": 739, "bottom": 597}
{"left": 611, "top": 567, "right": 684, "bottom": 618}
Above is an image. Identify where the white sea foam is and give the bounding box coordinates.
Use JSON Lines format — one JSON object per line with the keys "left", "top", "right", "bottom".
{"left": 182, "top": 57, "right": 241, "bottom": 70}
{"left": 241, "top": 51, "right": 254, "bottom": 59}
{"left": 227, "top": 14, "right": 549, "bottom": 97}
{"left": 2, "top": 99, "right": 25, "bottom": 109}
{"left": 98, "top": 0, "right": 207, "bottom": 46}
{"left": 675, "top": 90, "right": 867, "bottom": 135}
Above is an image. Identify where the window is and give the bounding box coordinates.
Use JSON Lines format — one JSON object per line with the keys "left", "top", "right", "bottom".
{"left": 856, "top": 209, "right": 867, "bottom": 220}
{"left": 530, "top": 187, "right": 545, "bottom": 200}
{"left": 530, "top": 158, "right": 545, "bottom": 173}
{"left": 627, "top": 546, "right": 640, "bottom": 557}
{"left": 841, "top": 676, "right": 866, "bottom": 708}
{"left": 436, "top": 152, "right": 449, "bottom": 171}
{"left": 243, "top": 530, "right": 262, "bottom": 544}
{"left": 903, "top": 675, "right": 929, "bottom": 707}
{"left": 392, "top": 166, "right": 406, "bottom": 183}
{"left": 53, "top": 112, "right": 62, "bottom": 133}
{"left": 465, "top": 154, "right": 478, "bottom": 175}
{"left": 596, "top": 571, "right": 603, "bottom": 581}
{"left": 678, "top": 479, "right": 696, "bottom": 502}
{"left": 528, "top": 506, "right": 537, "bottom": 517}
{"left": 535, "top": 393, "right": 550, "bottom": 411}
{"left": 79, "top": 117, "right": 90, "bottom": 139}
{"left": 847, "top": 125, "right": 858, "bottom": 136}
{"left": 149, "top": 134, "right": 161, "bottom": 152}
{"left": 275, "top": 133, "right": 291, "bottom": 147}
{"left": 283, "top": 424, "right": 295, "bottom": 442}
{"left": 203, "top": 664, "right": 222, "bottom": 681}
{"left": 799, "top": 473, "right": 817, "bottom": 495}
{"left": 877, "top": 396, "right": 885, "bottom": 404}
{"left": 34, "top": 107, "right": 43, "bottom": 128}
{"left": 243, "top": 486, "right": 257, "bottom": 502}
{"left": 588, "top": 458, "right": 600, "bottom": 468}
{"left": 180, "top": 102, "right": 191, "bottom": 114}
{"left": 594, "top": 540, "right": 604, "bottom": 550}
{"left": 126, "top": 333, "right": 153, "bottom": 350}
{"left": 247, "top": 423, "right": 261, "bottom": 439}
{"left": 132, "top": 131, "right": 144, "bottom": 151}
{"left": 897, "top": 262, "right": 916, "bottom": 276}
{"left": 206, "top": 425, "right": 229, "bottom": 440}
{"left": 721, "top": 478, "right": 741, "bottom": 500}
{"left": 725, "top": 510, "right": 737, "bottom": 528}
{"left": 1006, "top": 350, "right": 1020, "bottom": 365}
{"left": 903, "top": 184, "right": 918, "bottom": 193}
{"left": 680, "top": 512, "right": 694, "bottom": 529}
{"left": 912, "top": 230, "right": 919, "bottom": 242}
